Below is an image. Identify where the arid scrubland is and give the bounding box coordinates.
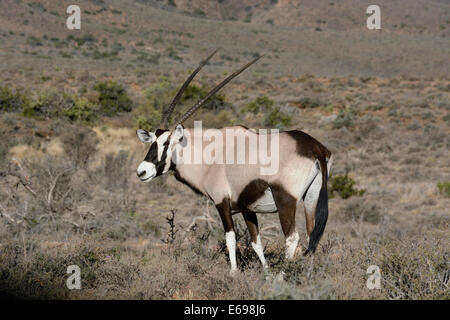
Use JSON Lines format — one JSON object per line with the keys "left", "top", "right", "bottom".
{"left": 0, "top": 0, "right": 449, "bottom": 300}
{"left": 1, "top": 74, "right": 448, "bottom": 299}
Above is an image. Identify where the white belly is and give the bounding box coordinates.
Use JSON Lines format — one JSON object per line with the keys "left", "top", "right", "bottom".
{"left": 247, "top": 187, "right": 278, "bottom": 213}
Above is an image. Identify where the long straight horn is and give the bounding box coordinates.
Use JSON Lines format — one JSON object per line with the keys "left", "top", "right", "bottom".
{"left": 174, "top": 55, "right": 263, "bottom": 127}
{"left": 161, "top": 49, "right": 219, "bottom": 128}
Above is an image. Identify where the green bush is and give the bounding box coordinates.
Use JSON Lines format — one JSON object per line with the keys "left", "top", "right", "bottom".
{"left": 135, "top": 112, "right": 161, "bottom": 132}
{"left": 134, "top": 78, "right": 228, "bottom": 130}
{"left": 63, "top": 98, "right": 99, "bottom": 122}
{"left": 437, "top": 181, "right": 450, "bottom": 197}
{"left": 145, "top": 76, "right": 172, "bottom": 100}
{"left": 242, "top": 96, "right": 274, "bottom": 114}
{"left": 0, "top": 86, "right": 30, "bottom": 112}
{"left": 180, "top": 84, "right": 225, "bottom": 110}
{"left": 26, "top": 36, "right": 43, "bottom": 46}
{"left": 91, "top": 49, "right": 120, "bottom": 61}
{"left": 263, "top": 106, "right": 292, "bottom": 128}
{"left": 134, "top": 77, "right": 172, "bottom": 129}
{"left": 193, "top": 8, "right": 206, "bottom": 16}
{"left": 296, "top": 96, "right": 322, "bottom": 109}
{"left": 18, "top": 89, "right": 100, "bottom": 122}
{"left": 201, "top": 109, "right": 236, "bottom": 128}
{"left": 242, "top": 96, "right": 292, "bottom": 128}
{"left": 93, "top": 81, "right": 133, "bottom": 116}
{"left": 23, "top": 90, "right": 75, "bottom": 119}
{"left": 165, "top": 46, "right": 183, "bottom": 62}
{"left": 68, "top": 34, "right": 97, "bottom": 46}
{"left": 329, "top": 174, "right": 366, "bottom": 199}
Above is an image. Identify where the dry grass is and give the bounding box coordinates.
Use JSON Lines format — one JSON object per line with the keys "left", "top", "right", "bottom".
{"left": 0, "top": 223, "right": 447, "bottom": 299}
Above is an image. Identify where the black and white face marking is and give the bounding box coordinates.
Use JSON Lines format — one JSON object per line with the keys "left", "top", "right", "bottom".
{"left": 136, "top": 125, "right": 184, "bottom": 182}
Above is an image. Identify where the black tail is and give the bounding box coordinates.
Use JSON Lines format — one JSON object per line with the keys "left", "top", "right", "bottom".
{"left": 303, "top": 158, "right": 328, "bottom": 256}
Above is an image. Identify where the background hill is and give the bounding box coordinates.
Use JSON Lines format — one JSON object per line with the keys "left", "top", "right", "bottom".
{"left": 146, "top": 0, "right": 450, "bottom": 36}
{"left": 0, "top": 0, "right": 449, "bottom": 81}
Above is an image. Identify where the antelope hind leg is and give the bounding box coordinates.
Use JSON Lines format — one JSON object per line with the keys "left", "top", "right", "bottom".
{"left": 242, "top": 212, "right": 268, "bottom": 269}
{"left": 271, "top": 185, "right": 300, "bottom": 259}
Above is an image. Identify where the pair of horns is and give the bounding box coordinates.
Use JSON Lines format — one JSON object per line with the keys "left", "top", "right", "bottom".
{"left": 161, "top": 49, "right": 263, "bottom": 129}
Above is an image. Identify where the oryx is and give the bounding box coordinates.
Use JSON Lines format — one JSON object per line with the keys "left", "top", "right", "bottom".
{"left": 136, "top": 50, "right": 333, "bottom": 274}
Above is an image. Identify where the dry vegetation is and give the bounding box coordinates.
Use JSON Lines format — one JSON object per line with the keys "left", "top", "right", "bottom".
{"left": 1, "top": 74, "right": 448, "bottom": 300}
{"left": 0, "top": 0, "right": 449, "bottom": 300}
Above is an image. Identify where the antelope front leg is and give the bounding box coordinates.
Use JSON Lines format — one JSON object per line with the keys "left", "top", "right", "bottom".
{"left": 216, "top": 199, "right": 237, "bottom": 275}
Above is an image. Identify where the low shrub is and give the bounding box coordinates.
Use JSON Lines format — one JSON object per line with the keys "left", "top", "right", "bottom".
{"left": 63, "top": 97, "right": 99, "bottom": 122}
{"left": 377, "top": 240, "right": 449, "bottom": 299}
{"left": 340, "top": 198, "right": 383, "bottom": 224}
{"left": 134, "top": 79, "right": 226, "bottom": 130}
{"left": 242, "top": 96, "right": 274, "bottom": 114}
{"left": 165, "top": 46, "right": 183, "bottom": 62}
{"left": 437, "top": 181, "right": 450, "bottom": 197}
{"left": 180, "top": 84, "right": 225, "bottom": 111}
{"left": 201, "top": 109, "right": 236, "bottom": 128}
{"left": 295, "top": 96, "right": 322, "bottom": 109}
{"left": 93, "top": 81, "right": 133, "bottom": 116}
{"left": 2, "top": 86, "right": 103, "bottom": 123}
{"left": 333, "top": 110, "right": 356, "bottom": 129}
{"left": 133, "top": 77, "right": 172, "bottom": 130}
{"left": 329, "top": 174, "right": 366, "bottom": 199}
{"left": 263, "top": 106, "right": 292, "bottom": 128}
{"left": 67, "top": 34, "right": 97, "bottom": 46}
{"left": 242, "top": 96, "right": 292, "bottom": 128}
{"left": 91, "top": 49, "right": 120, "bottom": 61}
{"left": 61, "top": 125, "right": 99, "bottom": 168}
{"left": 193, "top": 8, "right": 206, "bottom": 17}
{"left": 23, "top": 90, "right": 75, "bottom": 119}
{"left": 134, "top": 108, "right": 163, "bottom": 132}
{"left": 26, "top": 36, "right": 43, "bottom": 46}
{"left": 0, "top": 86, "right": 30, "bottom": 112}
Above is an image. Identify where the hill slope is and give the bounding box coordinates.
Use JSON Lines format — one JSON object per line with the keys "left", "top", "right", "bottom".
{"left": 142, "top": 0, "right": 450, "bottom": 36}
{"left": 0, "top": 0, "right": 448, "bottom": 80}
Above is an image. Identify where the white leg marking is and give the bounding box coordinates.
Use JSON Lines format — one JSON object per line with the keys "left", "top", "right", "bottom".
{"left": 226, "top": 231, "right": 237, "bottom": 275}
{"left": 285, "top": 231, "right": 299, "bottom": 259}
{"left": 251, "top": 234, "right": 268, "bottom": 269}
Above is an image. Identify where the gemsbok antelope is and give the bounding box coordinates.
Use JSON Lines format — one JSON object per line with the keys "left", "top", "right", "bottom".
{"left": 136, "top": 50, "right": 333, "bottom": 274}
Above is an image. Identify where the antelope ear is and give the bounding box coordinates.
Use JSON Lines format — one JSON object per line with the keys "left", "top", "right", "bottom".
{"left": 136, "top": 129, "right": 156, "bottom": 143}
{"left": 173, "top": 124, "right": 184, "bottom": 142}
